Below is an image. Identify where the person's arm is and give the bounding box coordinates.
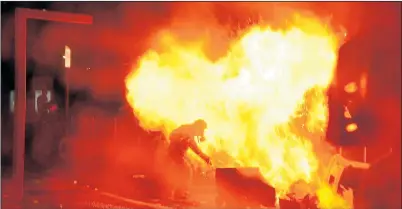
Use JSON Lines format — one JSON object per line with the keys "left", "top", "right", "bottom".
{"left": 197, "top": 127, "right": 206, "bottom": 141}
{"left": 188, "top": 138, "right": 211, "bottom": 164}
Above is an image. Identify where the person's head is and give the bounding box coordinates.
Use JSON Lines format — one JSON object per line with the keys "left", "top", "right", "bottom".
{"left": 193, "top": 119, "right": 207, "bottom": 130}
{"left": 40, "top": 85, "right": 48, "bottom": 94}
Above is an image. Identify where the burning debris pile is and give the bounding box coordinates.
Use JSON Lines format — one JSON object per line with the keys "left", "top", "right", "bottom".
{"left": 126, "top": 6, "right": 348, "bottom": 208}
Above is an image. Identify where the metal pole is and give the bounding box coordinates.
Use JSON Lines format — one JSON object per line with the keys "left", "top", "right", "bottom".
{"left": 13, "top": 8, "right": 28, "bottom": 202}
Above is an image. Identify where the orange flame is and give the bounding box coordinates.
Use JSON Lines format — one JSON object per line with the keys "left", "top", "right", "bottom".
{"left": 126, "top": 12, "right": 347, "bottom": 205}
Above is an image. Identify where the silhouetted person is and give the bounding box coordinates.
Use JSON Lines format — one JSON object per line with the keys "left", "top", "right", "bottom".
{"left": 37, "top": 87, "right": 49, "bottom": 115}
{"left": 31, "top": 87, "right": 61, "bottom": 171}
{"left": 167, "top": 119, "right": 211, "bottom": 200}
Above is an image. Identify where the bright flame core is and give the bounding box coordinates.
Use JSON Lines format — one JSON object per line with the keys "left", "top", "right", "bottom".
{"left": 126, "top": 14, "right": 342, "bottom": 196}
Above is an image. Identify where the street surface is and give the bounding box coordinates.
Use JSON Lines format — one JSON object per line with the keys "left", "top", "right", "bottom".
{"left": 1, "top": 168, "right": 280, "bottom": 209}
{"left": 1, "top": 173, "right": 171, "bottom": 209}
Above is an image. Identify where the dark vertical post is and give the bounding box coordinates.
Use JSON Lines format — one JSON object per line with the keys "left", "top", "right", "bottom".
{"left": 13, "top": 8, "right": 28, "bottom": 202}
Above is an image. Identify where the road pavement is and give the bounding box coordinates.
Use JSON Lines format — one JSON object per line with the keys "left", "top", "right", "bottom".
{"left": 1, "top": 169, "right": 276, "bottom": 209}
{"left": 1, "top": 174, "right": 172, "bottom": 209}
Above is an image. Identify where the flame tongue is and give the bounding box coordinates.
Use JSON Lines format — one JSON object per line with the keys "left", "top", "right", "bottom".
{"left": 126, "top": 13, "right": 341, "bottom": 199}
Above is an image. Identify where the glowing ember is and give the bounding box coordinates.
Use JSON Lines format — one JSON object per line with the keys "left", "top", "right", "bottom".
{"left": 126, "top": 12, "right": 347, "bottom": 207}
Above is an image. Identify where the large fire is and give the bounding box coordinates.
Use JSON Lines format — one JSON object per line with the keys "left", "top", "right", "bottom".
{"left": 126, "top": 11, "right": 348, "bottom": 207}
